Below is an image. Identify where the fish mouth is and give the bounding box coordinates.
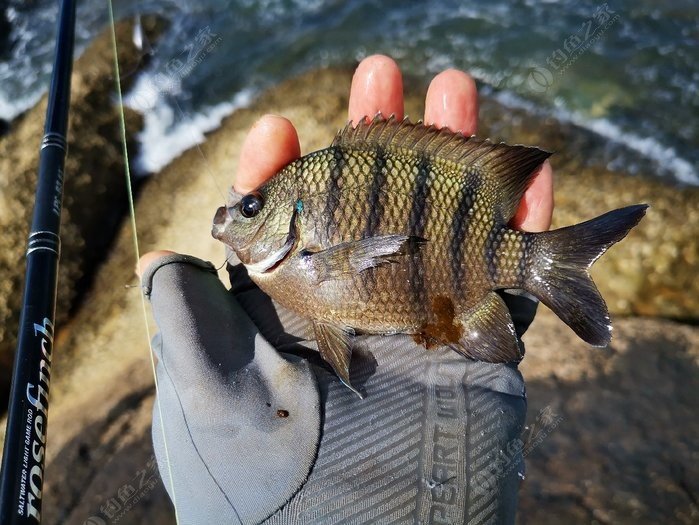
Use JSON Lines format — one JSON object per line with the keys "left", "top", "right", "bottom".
{"left": 244, "top": 207, "right": 298, "bottom": 275}
{"left": 212, "top": 206, "right": 229, "bottom": 240}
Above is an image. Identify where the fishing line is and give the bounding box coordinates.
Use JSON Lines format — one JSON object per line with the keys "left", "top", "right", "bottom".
{"left": 215, "top": 251, "right": 238, "bottom": 272}
{"left": 106, "top": 2, "right": 181, "bottom": 523}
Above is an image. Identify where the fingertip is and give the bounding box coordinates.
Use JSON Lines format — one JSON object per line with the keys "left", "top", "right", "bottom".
{"left": 510, "top": 160, "right": 554, "bottom": 232}
{"left": 349, "top": 54, "right": 404, "bottom": 124}
{"left": 424, "top": 69, "right": 478, "bottom": 135}
{"left": 137, "top": 250, "right": 176, "bottom": 279}
{"left": 235, "top": 115, "right": 300, "bottom": 194}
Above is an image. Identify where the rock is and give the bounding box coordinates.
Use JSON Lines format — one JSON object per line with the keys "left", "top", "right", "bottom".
{"left": 0, "top": 17, "right": 164, "bottom": 410}
{"left": 0, "top": 66, "right": 696, "bottom": 523}
{"left": 518, "top": 309, "right": 699, "bottom": 524}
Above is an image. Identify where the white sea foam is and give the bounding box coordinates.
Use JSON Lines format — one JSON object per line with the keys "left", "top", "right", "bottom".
{"left": 124, "top": 83, "right": 255, "bottom": 174}
{"left": 0, "top": 6, "right": 51, "bottom": 121}
{"left": 0, "top": 2, "right": 94, "bottom": 121}
{"left": 0, "top": 90, "right": 43, "bottom": 121}
{"left": 576, "top": 118, "right": 698, "bottom": 185}
{"left": 491, "top": 90, "right": 698, "bottom": 185}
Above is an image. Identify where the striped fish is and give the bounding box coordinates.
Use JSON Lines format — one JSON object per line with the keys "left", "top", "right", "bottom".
{"left": 212, "top": 117, "right": 647, "bottom": 396}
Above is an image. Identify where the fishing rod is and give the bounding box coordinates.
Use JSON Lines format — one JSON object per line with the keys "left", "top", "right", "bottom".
{"left": 0, "top": 0, "right": 77, "bottom": 522}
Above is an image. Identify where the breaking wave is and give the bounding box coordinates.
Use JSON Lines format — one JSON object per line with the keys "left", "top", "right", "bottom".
{"left": 491, "top": 89, "right": 698, "bottom": 185}
{"left": 124, "top": 79, "right": 256, "bottom": 174}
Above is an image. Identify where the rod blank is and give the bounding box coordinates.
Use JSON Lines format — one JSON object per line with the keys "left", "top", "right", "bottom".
{"left": 0, "top": 0, "right": 76, "bottom": 522}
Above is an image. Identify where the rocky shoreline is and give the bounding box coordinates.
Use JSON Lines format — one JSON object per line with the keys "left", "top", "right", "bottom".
{"left": 0, "top": 20, "right": 697, "bottom": 524}
{"left": 0, "top": 16, "right": 164, "bottom": 409}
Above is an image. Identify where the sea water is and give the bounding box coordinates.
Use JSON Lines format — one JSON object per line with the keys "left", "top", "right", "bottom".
{"left": 0, "top": 0, "right": 696, "bottom": 183}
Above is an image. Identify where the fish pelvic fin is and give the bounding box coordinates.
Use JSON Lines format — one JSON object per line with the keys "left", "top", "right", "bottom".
{"left": 305, "top": 234, "right": 425, "bottom": 284}
{"left": 333, "top": 115, "right": 550, "bottom": 222}
{"left": 447, "top": 292, "right": 522, "bottom": 363}
{"left": 524, "top": 204, "right": 648, "bottom": 346}
{"left": 313, "top": 321, "right": 363, "bottom": 398}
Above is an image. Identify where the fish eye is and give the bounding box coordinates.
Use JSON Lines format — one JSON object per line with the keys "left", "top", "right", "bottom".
{"left": 240, "top": 191, "right": 264, "bottom": 218}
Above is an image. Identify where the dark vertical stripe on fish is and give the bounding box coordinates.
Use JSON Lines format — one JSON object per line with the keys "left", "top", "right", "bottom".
{"left": 323, "top": 146, "right": 345, "bottom": 241}
{"left": 450, "top": 180, "right": 474, "bottom": 293}
{"left": 409, "top": 155, "right": 431, "bottom": 306}
{"left": 363, "top": 147, "right": 387, "bottom": 239}
{"left": 359, "top": 148, "right": 388, "bottom": 291}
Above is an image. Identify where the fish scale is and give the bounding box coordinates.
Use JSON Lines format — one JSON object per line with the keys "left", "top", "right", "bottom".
{"left": 305, "top": 148, "right": 475, "bottom": 327}
{"left": 213, "top": 116, "right": 648, "bottom": 396}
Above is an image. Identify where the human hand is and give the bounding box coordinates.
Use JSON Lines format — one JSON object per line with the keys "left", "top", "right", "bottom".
{"left": 139, "top": 56, "right": 543, "bottom": 524}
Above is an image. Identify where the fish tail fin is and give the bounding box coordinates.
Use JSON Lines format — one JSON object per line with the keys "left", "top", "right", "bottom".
{"left": 525, "top": 204, "right": 648, "bottom": 346}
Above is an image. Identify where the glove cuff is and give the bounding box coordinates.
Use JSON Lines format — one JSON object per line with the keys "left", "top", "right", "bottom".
{"left": 141, "top": 253, "right": 217, "bottom": 299}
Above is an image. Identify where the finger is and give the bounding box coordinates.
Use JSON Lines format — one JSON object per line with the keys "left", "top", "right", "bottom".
{"left": 349, "top": 55, "right": 404, "bottom": 124}
{"left": 137, "top": 250, "right": 176, "bottom": 279}
{"left": 424, "top": 69, "right": 478, "bottom": 135}
{"left": 510, "top": 160, "right": 554, "bottom": 232}
{"left": 235, "top": 115, "right": 301, "bottom": 194}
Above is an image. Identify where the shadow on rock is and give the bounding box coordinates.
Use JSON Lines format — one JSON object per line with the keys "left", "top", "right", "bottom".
{"left": 42, "top": 386, "right": 174, "bottom": 525}
{"left": 517, "top": 315, "right": 699, "bottom": 524}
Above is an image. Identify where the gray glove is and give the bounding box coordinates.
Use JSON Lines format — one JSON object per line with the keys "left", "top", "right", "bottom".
{"left": 142, "top": 253, "right": 537, "bottom": 524}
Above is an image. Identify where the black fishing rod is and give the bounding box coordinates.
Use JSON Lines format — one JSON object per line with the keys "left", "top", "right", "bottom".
{"left": 0, "top": 0, "right": 76, "bottom": 522}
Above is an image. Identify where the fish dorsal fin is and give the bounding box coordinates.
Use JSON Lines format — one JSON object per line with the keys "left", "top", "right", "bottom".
{"left": 333, "top": 115, "right": 552, "bottom": 223}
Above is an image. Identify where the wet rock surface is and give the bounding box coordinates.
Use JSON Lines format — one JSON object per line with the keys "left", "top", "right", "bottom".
{"left": 0, "top": 60, "right": 697, "bottom": 524}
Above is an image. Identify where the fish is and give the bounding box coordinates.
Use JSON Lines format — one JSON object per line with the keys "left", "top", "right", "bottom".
{"left": 212, "top": 116, "right": 647, "bottom": 396}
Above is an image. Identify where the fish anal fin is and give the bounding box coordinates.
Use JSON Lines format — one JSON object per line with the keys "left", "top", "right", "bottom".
{"left": 450, "top": 292, "right": 521, "bottom": 363}
{"left": 313, "top": 321, "right": 363, "bottom": 398}
{"left": 306, "top": 234, "right": 425, "bottom": 283}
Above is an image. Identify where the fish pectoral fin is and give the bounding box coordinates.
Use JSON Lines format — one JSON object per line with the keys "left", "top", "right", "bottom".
{"left": 450, "top": 292, "right": 521, "bottom": 363}
{"left": 313, "top": 321, "right": 363, "bottom": 398}
{"left": 308, "top": 234, "right": 425, "bottom": 283}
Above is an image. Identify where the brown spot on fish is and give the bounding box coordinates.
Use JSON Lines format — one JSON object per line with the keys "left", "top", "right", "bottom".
{"left": 411, "top": 332, "right": 434, "bottom": 349}
{"left": 417, "top": 295, "right": 464, "bottom": 348}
